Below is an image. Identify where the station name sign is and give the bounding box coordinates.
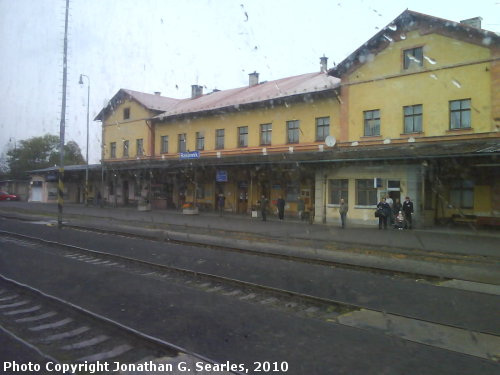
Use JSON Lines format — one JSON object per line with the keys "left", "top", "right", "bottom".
{"left": 179, "top": 151, "right": 200, "bottom": 160}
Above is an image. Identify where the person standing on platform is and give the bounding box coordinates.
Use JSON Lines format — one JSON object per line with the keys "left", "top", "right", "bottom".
{"left": 376, "top": 197, "right": 391, "bottom": 229}
{"left": 259, "top": 195, "right": 269, "bottom": 221}
{"left": 277, "top": 196, "right": 285, "bottom": 221}
{"left": 339, "top": 198, "right": 348, "bottom": 228}
{"left": 403, "top": 196, "right": 414, "bottom": 229}
{"left": 386, "top": 195, "right": 394, "bottom": 225}
{"left": 217, "top": 193, "right": 225, "bottom": 217}
{"left": 297, "top": 196, "right": 305, "bottom": 221}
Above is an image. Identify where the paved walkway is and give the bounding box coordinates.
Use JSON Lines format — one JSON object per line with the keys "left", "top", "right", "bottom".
{"left": 1, "top": 202, "right": 499, "bottom": 284}
{"left": 4, "top": 201, "right": 499, "bottom": 254}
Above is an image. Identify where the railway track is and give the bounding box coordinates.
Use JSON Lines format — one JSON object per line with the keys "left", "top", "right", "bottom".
{"left": 1, "top": 229, "right": 499, "bottom": 363}
{"left": 0, "top": 274, "right": 242, "bottom": 375}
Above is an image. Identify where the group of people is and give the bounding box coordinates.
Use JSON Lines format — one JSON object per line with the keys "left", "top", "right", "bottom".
{"left": 257, "top": 195, "right": 285, "bottom": 222}
{"left": 338, "top": 195, "right": 413, "bottom": 230}
{"left": 376, "top": 196, "right": 414, "bottom": 230}
{"left": 220, "top": 192, "right": 414, "bottom": 230}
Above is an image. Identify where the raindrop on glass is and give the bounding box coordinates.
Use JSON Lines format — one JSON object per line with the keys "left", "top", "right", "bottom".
{"left": 424, "top": 55, "right": 437, "bottom": 65}
{"left": 482, "top": 37, "right": 492, "bottom": 46}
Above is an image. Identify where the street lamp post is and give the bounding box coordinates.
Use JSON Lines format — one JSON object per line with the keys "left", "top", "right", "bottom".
{"left": 79, "top": 74, "right": 90, "bottom": 206}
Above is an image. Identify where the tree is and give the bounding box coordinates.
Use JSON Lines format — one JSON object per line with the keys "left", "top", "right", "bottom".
{"left": 6, "top": 134, "right": 85, "bottom": 178}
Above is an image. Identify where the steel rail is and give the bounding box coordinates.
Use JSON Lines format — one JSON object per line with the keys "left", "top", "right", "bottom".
{"left": 1, "top": 229, "right": 495, "bottom": 339}
{"left": 0, "top": 273, "right": 245, "bottom": 375}
{"left": 64, "top": 224, "right": 456, "bottom": 282}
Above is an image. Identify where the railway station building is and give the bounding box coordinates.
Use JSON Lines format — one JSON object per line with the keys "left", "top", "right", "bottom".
{"left": 95, "top": 10, "right": 500, "bottom": 227}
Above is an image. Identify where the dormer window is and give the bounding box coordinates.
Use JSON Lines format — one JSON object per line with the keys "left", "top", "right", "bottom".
{"left": 403, "top": 47, "right": 423, "bottom": 69}
{"left": 123, "top": 107, "right": 130, "bottom": 120}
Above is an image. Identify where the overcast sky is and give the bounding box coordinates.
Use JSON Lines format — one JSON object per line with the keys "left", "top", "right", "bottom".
{"left": 0, "top": 0, "right": 498, "bottom": 164}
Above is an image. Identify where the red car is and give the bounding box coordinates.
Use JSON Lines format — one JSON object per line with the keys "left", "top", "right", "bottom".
{"left": 0, "top": 191, "right": 20, "bottom": 201}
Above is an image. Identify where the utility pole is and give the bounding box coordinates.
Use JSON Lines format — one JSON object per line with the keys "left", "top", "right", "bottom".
{"left": 58, "top": 0, "right": 70, "bottom": 228}
{"left": 79, "top": 74, "right": 90, "bottom": 206}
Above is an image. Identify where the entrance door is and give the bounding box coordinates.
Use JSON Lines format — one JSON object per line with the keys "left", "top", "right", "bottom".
{"left": 123, "top": 181, "right": 129, "bottom": 205}
{"left": 31, "top": 187, "right": 42, "bottom": 202}
{"left": 238, "top": 185, "right": 248, "bottom": 213}
{"left": 387, "top": 180, "right": 401, "bottom": 202}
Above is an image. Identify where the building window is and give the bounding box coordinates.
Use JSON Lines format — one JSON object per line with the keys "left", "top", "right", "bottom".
{"left": 450, "top": 99, "right": 471, "bottom": 129}
{"left": 238, "top": 126, "right": 248, "bottom": 147}
{"left": 316, "top": 117, "right": 329, "bottom": 141}
{"left": 329, "top": 179, "right": 348, "bottom": 205}
{"left": 287, "top": 120, "right": 300, "bottom": 144}
{"left": 403, "top": 105, "right": 422, "bottom": 133}
{"left": 403, "top": 47, "right": 423, "bottom": 69}
{"left": 215, "top": 129, "right": 224, "bottom": 149}
{"left": 136, "top": 138, "right": 143, "bottom": 156}
{"left": 178, "top": 133, "right": 186, "bottom": 153}
{"left": 196, "top": 185, "right": 206, "bottom": 200}
{"left": 356, "top": 179, "right": 377, "bottom": 206}
{"left": 160, "top": 136, "right": 168, "bottom": 153}
{"left": 364, "top": 109, "right": 380, "bottom": 136}
{"left": 286, "top": 183, "right": 300, "bottom": 202}
{"left": 134, "top": 180, "right": 141, "bottom": 197}
{"left": 123, "top": 140, "right": 129, "bottom": 157}
{"left": 196, "top": 132, "right": 205, "bottom": 151}
{"left": 110, "top": 142, "right": 116, "bottom": 158}
{"left": 450, "top": 180, "right": 474, "bottom": 209}
{"left": 123, "top": 107, "right": 130, "bottom": 120}
{"left": 260, "top": 123, "right": 272, "bottom": 145}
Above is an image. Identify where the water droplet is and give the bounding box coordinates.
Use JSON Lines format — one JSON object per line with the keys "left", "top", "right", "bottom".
{"left": 383, "top": 34, "right": 393, "bottom": 42}
{"left": 429, "top": 73, "right": 438, "bottom": 80}
{"left": 388, "top": 24, "right": 397, "bottom": 31}
{"left": 408, "top": 55, "right": 421, "bottom": 64}
{"left": 424, "top": 55, "right": 437, "bottom": 65}
{"left": 399, "top": 33, "right": 406, "bottom": 40}
{"left": 482, "top": 37, "right": 492, "bottom": 46}
{"left": 452, "top": 79, "right": 461, "bottom": 88}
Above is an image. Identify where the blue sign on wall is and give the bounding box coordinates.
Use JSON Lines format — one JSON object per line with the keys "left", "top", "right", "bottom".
{"left": 179, "top": 151, "right": 200, "bottom": 160}
{"left": 216, "top": 170, "right": 228, "bottom": 182}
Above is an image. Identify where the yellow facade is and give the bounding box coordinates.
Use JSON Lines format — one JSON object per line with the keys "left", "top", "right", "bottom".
{"left": 343, "top": 31, "right": 495, "bottom": 141}
{"left": 103, "top": 99, "right": 153, "bottom": 159}
{"left": 98, "top": 11, "right": 499, "bottom": 225}
{"left": 155, "top": 98, "right": 340, "bottom": 156}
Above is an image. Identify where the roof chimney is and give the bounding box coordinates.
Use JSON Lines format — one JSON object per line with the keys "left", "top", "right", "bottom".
{"left": 154, "top": 91, "right": 161, "bottom": 96}
{"left": 191, "top": 85, "right": 203, "bottom": 99}
{"left": 320, "top": 55, "right": 328, "bottom": 73}
{"left": 249, "top": 71, "right": 259, "bottom": 87}
{"left": 460, "top": 17, "right": 482, "bottom": 29}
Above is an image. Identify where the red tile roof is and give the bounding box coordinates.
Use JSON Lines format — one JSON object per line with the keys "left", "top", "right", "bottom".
{"left": 155, "top": 72, "right": 340, "bottom": 120}
{"left": 96, "top": 72, "right": 339, "bottom": 122}
{"left": 121, "top": 89, "right": 181, "bottom": 112}
{"left": 95, "top": 89, "right": 181, "bottom": 121}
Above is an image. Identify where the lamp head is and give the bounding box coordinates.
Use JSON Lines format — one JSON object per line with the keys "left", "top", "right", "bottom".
{"left": 78, "top": 74, "right": 84, "bottom": 85}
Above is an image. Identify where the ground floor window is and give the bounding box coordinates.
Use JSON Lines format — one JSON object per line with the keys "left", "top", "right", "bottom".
{"left": 329, "top": 179, "right": 348, "bottom": 204}
{"left": 286, "top": 183, "right": 300, "bottom": 202}
{"left": 196, "top": 184, "right": 206, "bottom": 199}
{"left": 449, "top": 180, "right": 474, "bottom": 209}
{"left": 134, "top": 180, "right": 141, "bottom": 197}
{"left": 356, "top": 179, "right": 377, "bottom": 206}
